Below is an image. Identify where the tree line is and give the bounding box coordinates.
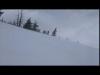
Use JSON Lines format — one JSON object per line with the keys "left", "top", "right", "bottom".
{"left": 0, "top": 10, "right": 57, "bottom": 36}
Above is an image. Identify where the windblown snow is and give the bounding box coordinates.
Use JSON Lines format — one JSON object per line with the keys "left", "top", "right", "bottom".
{"left": 0, "top": 22, "right": 99, "bottom": 65}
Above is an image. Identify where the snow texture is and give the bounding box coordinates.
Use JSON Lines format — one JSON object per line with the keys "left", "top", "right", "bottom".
{"left": 0, "top": 22, "right": 99, "bottom": 65}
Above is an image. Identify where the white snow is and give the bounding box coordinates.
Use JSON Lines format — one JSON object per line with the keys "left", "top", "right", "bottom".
{"left": 0, "top": 22, "right": 99, "bottom": 65}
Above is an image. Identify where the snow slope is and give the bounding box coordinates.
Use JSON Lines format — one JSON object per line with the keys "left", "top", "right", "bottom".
{"left": 0, "top": 22, "right": 99, "bottom": 65}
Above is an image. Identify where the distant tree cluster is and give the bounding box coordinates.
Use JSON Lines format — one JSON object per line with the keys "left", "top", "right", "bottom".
{"left": 23, "top": 18, "right": 40, "bottom": 32}
{"left": 43, "top": 30, "right": 49, "bottom": 35}
{"left": 0, "top": 10, "right": 57, "bottom": 36}
{"left": 23, "top": 18, "right": 57, "bottom": 36}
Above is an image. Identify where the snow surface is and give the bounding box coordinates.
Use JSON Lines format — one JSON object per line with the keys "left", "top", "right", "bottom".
{"left": 0, "top": 22, "right": 99, "bottom": 65}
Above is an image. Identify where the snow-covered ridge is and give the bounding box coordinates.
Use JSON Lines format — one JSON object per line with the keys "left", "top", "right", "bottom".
{"left": 0, "top": 22, "right": 99, "bottom": 65}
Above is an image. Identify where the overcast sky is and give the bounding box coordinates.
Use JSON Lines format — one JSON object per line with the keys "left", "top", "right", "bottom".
{"left": 1, "top": 9, "right": 99, "bottom": 48}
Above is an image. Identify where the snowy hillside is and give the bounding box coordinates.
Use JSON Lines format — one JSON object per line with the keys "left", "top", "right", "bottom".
{"left": 0, "top": 22, "right": 99, "bottom": 65}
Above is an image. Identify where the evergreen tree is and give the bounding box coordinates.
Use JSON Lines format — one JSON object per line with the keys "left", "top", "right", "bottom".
{"left": 0, "top": 10, "right": 4, "bottom": 17}
{"left": 32, "top": 21, "right": 39, "bottom": 31}
{"left": 43, "top": 30, "right": 46, "bottom": 34}
{"left": 52, "top": 28, "right": 57, "bottom": 36}
{"left": 23, "top": 18, "right": 32, "bottom": 30}
{"left": 47, "top": 31, "right": 49, "bottom": 35}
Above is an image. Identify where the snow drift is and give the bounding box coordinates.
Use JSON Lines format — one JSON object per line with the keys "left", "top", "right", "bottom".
{"left": 0, "top": 22, "right": 99, "bottom": 65}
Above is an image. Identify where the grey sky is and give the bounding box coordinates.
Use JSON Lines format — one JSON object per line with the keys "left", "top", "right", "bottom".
{"left": 1, "top": 9, "right": 99, "bottom": 48}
